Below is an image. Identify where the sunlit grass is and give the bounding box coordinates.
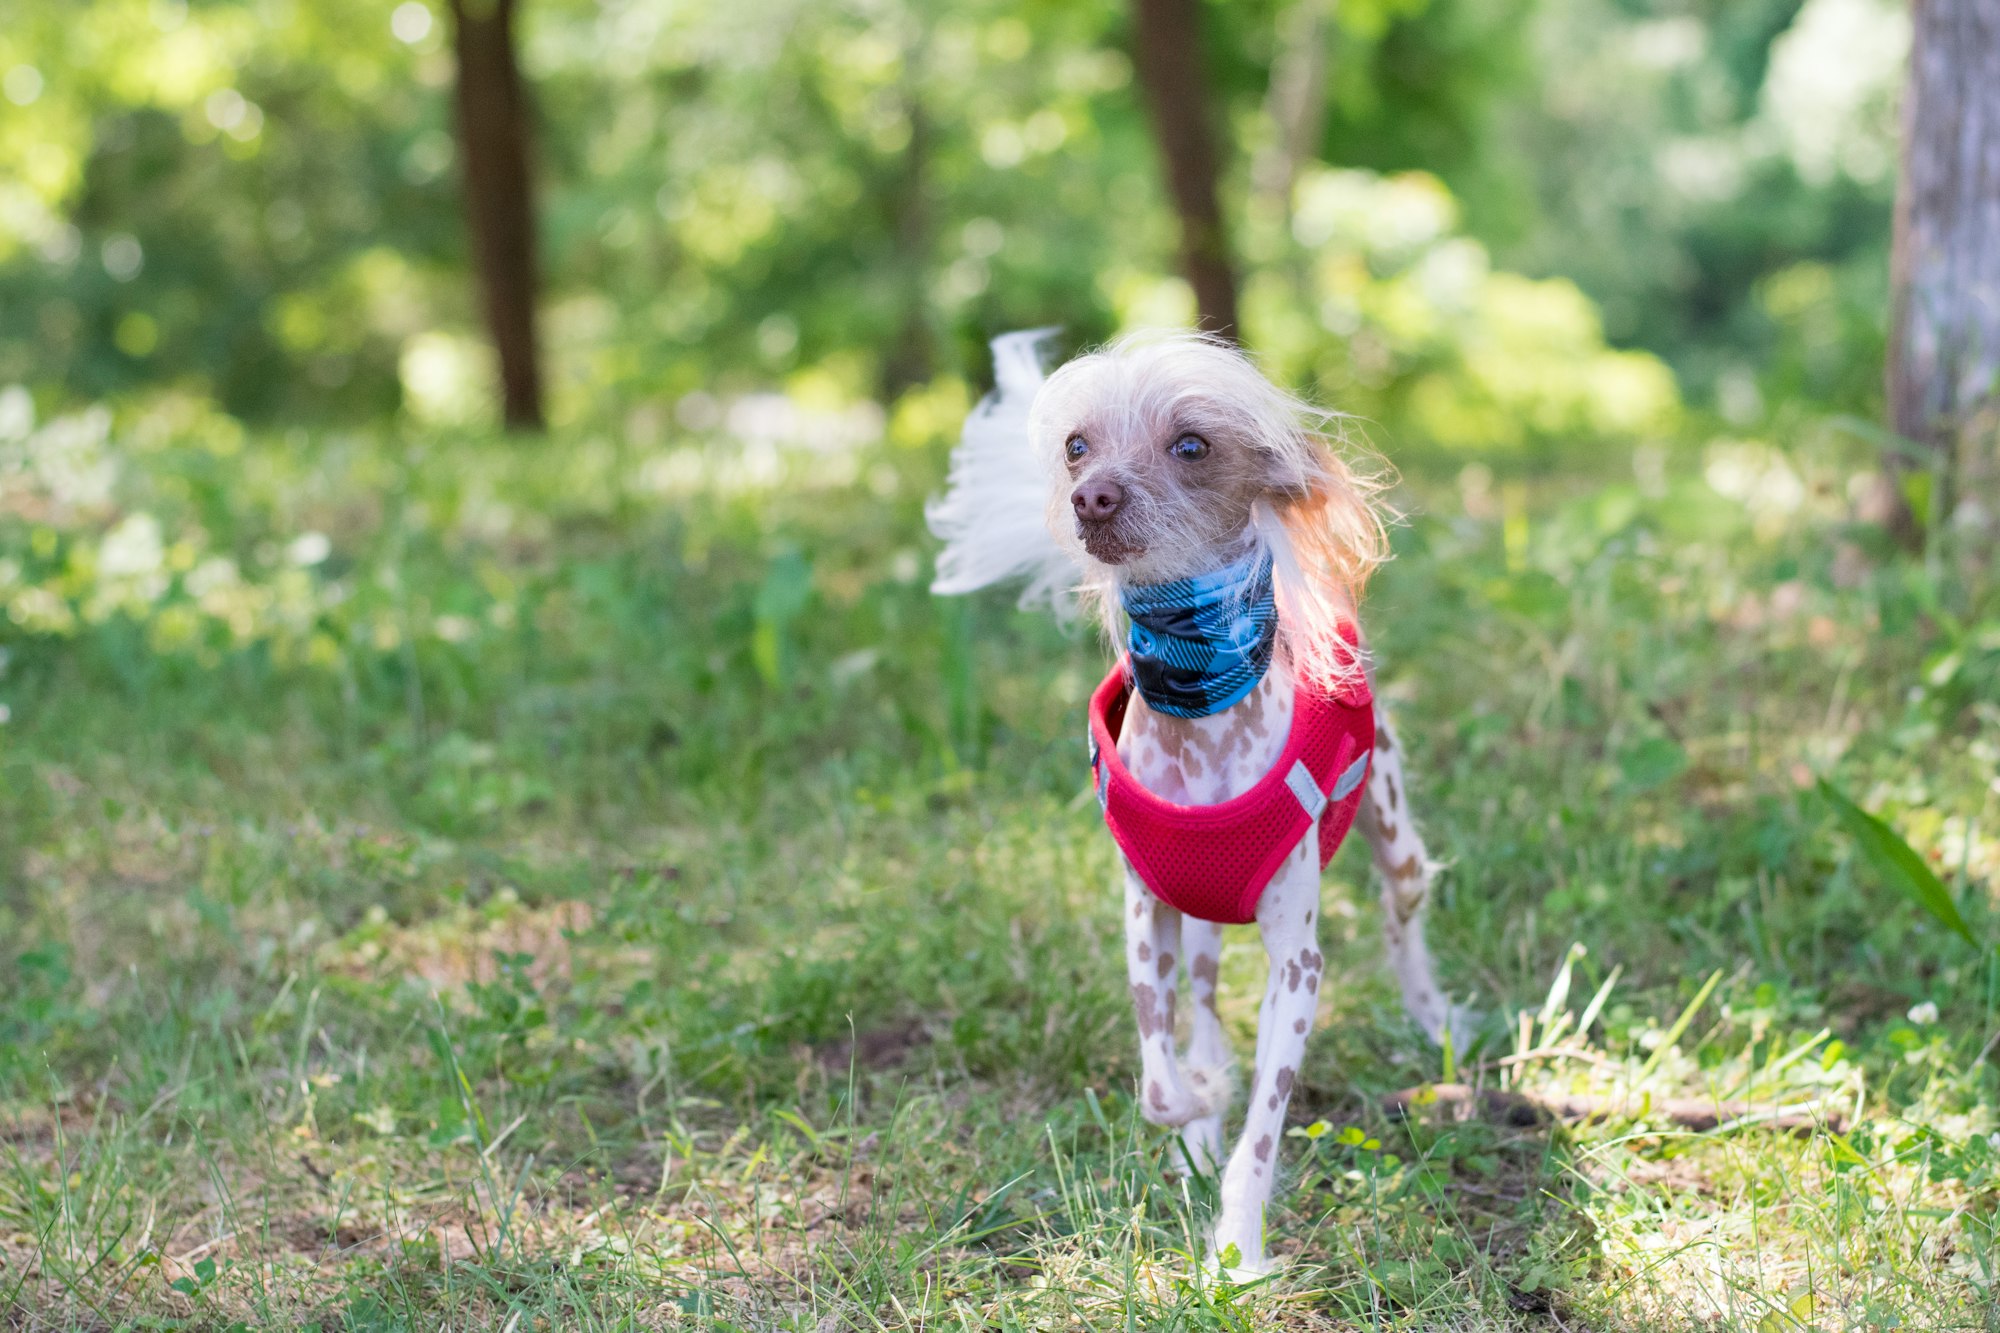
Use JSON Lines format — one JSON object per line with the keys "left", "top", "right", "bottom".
{"left": 1, "top": 409, "right": 1996, "bottom": 1330}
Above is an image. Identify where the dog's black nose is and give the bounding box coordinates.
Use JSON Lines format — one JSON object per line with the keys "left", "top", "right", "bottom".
{"left": 1071, "top": 479, "right": 1124, "bottom": 522}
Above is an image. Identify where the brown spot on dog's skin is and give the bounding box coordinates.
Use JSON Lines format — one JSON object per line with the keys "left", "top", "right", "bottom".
{"left": 1164, "top": 987, "right": 1177, "bottom": 1033}
{"left": 1376, "top": 729, "right": 1393, "bottom": 754}
{"left": 1132, "top": 983, "right": 1161, "bottom": 1038}
{"left": 1191, "top": 955, "right": 1218, "bottom": 987}
{"left": 1380, "top": 821, "right": 1400, "bottom": 843}
{"left": 1275, "top": 1067, "right": 1295, "bottom": 1099}
{"left": 1293, "top": 1017, "right": 1308, "bottom": 1033}
{"left": 1137, "top": 942, "right": 1151, "bottom": 962}
{"left": 1306, "top": 973, "right": 1318, "bottom": 993}
{"left": 1149, "top": 1081, "right": 1168, "bottom": 1112}
{"left": 1123, "top": 666, "right": 1292, "bottom": 796}
{"left": 1157, "top": 951, "right": 1174, "bottom": 980}
{"left": 1268, "top": 1094, "right": 1278, "bottom": 1110}
{"left": 1390, "top": 854, "right": 1422, "bottom": 880}
{"left": 1254, "top": 1135, "right": 1273, "bottom": 1162}
{"left": 1386, "top": 774, "right": 1399, "bottom": 810}
{"left": 1285, "top": 960, "right": 1302, "bottom": 992}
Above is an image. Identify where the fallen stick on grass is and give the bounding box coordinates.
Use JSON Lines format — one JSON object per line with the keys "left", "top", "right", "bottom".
{"left": 1383, "top": 1082, "right": 1848, "bottom": 1134}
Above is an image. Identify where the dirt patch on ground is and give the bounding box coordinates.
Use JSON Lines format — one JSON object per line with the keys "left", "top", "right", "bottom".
{"left": 320, "top": 894, "right": 638, "bottom": 991}
{"left": 812, "top": 1018, "right": 931, "bottom": 1072}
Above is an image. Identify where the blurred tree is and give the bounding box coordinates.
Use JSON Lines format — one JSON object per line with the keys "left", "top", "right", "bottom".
{"left": 1130, "top": 0, "right": 1239, "bottom": 339}
{"left": 1887, "top": 0, "right": 1999, "bottom": 534}
{"left": 0, "top": 0, "right": 462, "bottom": 422}
{"left": 0, "top": 0, "right": 1907, "bottom": 442}
{"left": 448, "top": 0, "right": 544, "bottom": 430}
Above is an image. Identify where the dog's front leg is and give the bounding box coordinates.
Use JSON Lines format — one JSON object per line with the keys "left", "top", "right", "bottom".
{"left": 1123, "top": 866, "right": 1209, "bottom": 1128}
{"left": 1174, "top": 915, "right": 1230, "bottom": 1172}
{"left": 1211, "top": 842, "right": 1322, "bottom": 1277}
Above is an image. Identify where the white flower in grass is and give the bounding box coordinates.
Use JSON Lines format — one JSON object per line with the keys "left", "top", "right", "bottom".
{"left": 286, "top": 531, "right": 331, "bottom": 567}
{"left": 0, "top": 385, "right": 32, "bottom": 441}
{"left": 30, "top": 406, "right": 116, "bottom": 507}
{"left": 98, "top": 512, "right": 164, "bottom": 578}
{"left": 184, "top": 556, "right": 240, "bottom": 599}
{"left": 1908, "top": 1001, "right": 1939, "bottom": 1025}
{"left": 432, "top": 613, "right": 475, "bottom": 643}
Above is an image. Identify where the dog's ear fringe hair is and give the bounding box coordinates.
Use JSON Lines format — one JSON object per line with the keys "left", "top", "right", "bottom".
{"left": 927, "top": 327, "right": 1085, "bottom": 613}
{"left": 1253, "top": 440, "right": 1394, "bottom": 697}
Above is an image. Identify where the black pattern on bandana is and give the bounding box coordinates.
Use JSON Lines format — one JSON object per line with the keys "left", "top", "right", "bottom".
{"left": 1120, "top": 550, "right": 1277, "bottom": 718}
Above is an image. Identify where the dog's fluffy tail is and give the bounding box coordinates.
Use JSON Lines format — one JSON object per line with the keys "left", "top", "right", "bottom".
{"left": 927, "top": 329, "right": 1079, "bottom": 607}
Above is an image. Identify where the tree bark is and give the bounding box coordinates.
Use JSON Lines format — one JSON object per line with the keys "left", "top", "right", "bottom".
{"left": 1887, "top": 0, "right": 2000, "bottom": 536}
{"left": 448, "top": 0, "right": 544, "bottom": 432}
{"left": 880, "top": 98, "right": 934, "bottom": 399}
{"left": 1131, "top": 0, "right": 1240, "bottom": 341}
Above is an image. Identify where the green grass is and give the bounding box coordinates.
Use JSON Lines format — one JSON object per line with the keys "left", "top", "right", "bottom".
{"left": 1, "top": 416, "right": 1997, "bottom": 1330}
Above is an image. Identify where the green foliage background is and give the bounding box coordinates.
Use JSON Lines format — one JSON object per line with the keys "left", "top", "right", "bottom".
{"left": 2, "top": 0, "right": 1897, "bottom": 432}
{"left": 5, "top": 2, "right": 1996, "bottom": 1328}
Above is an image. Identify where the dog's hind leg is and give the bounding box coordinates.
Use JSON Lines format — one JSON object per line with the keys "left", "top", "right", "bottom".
{"left": 1358, "top": 701, "right": 1456, "bottom": 1042}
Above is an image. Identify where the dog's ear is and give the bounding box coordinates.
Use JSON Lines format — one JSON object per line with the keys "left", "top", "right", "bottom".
{"left": 1260, "top": 447, "right": 1329, "bottom": 511}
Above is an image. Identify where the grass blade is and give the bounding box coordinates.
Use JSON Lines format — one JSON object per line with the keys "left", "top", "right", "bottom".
{"left": 1819, "top": 779, "right": 1979, "bottom": 948}
{"left": 1636, "top": 968, "right": 1722, "bottom": 1084}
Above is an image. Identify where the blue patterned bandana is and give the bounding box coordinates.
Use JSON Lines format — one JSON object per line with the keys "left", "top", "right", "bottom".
{"left": 1120, "top": 550, "right": 1277, "bottom": 718}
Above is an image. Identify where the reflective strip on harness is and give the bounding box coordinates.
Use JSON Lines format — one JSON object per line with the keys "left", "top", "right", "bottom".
{"left": 1329, "top": 751, "right": 1370, "bottom": 802}
{"left": 1284, "top": 759, "right": 1327, "bottom": 819}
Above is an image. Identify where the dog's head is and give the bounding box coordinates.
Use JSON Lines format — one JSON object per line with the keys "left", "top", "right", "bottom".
{"left": 1032, "top": 331, "right": 1379, "bottom": 567}
{"left": 929, "top": 329, "right": 1388, "bottom": 694}
{"left": 1025, "top": 332, "right": 1389, "bottom": 689}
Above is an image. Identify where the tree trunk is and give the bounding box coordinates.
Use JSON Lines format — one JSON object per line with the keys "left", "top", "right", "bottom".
{"left": 1131, "top": 0, "right": 1240, "bottom": 341}
{"left": 1887, "top": 0, "right": 2000, "bottom": 538}
{"left": 448, "top": 0, "right": 544, "bottom": 432}
{"left": 880, "top": 98, "right": 934, "bottom": 399}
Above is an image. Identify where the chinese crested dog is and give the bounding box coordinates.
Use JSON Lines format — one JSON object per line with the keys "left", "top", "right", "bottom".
{"left": 928, "top": 330, "right": 1457, "bottom": 1276}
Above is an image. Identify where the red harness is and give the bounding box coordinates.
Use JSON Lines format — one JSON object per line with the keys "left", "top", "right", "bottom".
{"left": 1087, "top": 655, "right": 1374, "bottom": 925}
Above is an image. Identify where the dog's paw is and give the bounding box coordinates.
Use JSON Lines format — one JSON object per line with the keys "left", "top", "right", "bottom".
{"left": 1139, "top": 1073, "right": 1208, "bottom": 1128}
{"left": 1169, "top": 1117, "right": 1224, "bottom": 1178}
{"left": 1204, "top": 1235, "right": 1274, "bottom": 1285}
{"left": 1410, "top": 997, "right": 1478, "bottom": 1050}
{"left": 1183, "top": 1065, "right": 1235, "bottom": 1117}
{"left": 1400, "top": 985, "right": 1475, "bottom": 1049}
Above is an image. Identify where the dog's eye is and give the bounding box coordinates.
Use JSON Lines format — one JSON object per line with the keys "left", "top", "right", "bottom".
{"left": 1170, "top": 433, "right": 1210, "bottom": 461}
{"left": 1066, "top": 435, "right": 1090, "bottom": 461}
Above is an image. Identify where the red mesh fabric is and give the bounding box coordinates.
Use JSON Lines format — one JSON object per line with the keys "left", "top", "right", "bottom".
{"left": 1088, "top": 652, "right": 1374, "bottom": 925}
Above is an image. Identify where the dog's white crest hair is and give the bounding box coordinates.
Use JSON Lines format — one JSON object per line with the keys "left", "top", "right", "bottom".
{"left": 932, "top": 329, "right": 1390, "bottom": 693}
{"left": 926, "top": 328, "right": 1081, "bottom": 609}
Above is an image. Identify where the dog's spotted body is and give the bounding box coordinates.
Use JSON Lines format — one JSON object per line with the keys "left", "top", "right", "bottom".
{"left": 1118, "top": 660, "right": 1448, "bottom": 1270}
{"left": 929, "top": 331, "right": 1457, "bottom": 1277}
